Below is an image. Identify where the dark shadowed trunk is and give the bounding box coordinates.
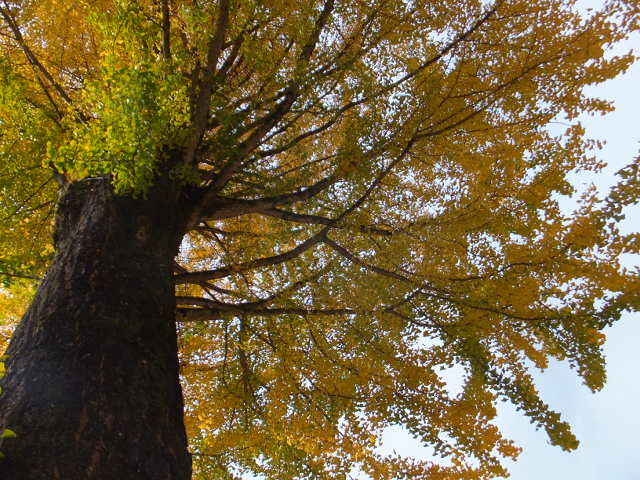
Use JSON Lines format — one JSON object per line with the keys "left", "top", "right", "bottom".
{"left": 0, "top": 177, "right": 192, "bottom": 479}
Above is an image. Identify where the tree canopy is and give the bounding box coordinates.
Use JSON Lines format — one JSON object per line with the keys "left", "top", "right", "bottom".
{"left": 1, "top": 0, "right": 639, "bottom": 478}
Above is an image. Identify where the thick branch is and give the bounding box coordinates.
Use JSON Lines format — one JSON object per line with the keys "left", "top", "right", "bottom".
{"left": 174, "top": 228, "right": 329, "bottom": 284}
{"left": 176, "top": 305, "right": 356, "bottom": 322}
{"left": 299, "top": 0, "right": 335, "bottom": 62}
{"left": 161, "top": 0, "right": 171, "bottom": 60}
{"left": 184, "top": 0, "right": 231, "bottom": 165}
{"left": 199, "top": 173, "right": 337, "bottom": 220}
{"left": 176, "top": 286, "right": 419, "bottom": 322}
{"left": 0, "top": 271, "right": 41, "bottom": 281}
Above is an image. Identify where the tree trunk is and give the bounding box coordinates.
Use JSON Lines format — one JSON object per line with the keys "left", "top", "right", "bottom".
{"left": 0, "top": 177, "right": 192, "bottom": 479}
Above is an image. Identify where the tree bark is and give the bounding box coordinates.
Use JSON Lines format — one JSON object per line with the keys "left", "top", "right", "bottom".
{"left": 0, "top": 177, "right": 192, "bottom": 479}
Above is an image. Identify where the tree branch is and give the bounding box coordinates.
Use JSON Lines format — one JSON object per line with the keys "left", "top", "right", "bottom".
{"left": 176, "top": 286, "right": 420, "bottom": 322}
{"left": 174, "top": 227, "right": 329, "bottom": 284}
{"left": 184, "top": 0, "right": 231, "bottom": 165}
{"left": 189, "top": 0, "right": 337, "bottom": 224}
{"left": 0, "top": 2, "right": 74, "bottom": 107}
{"left": 161, "top": 0, "right": 171, "bottom": 60}
{"left": 176, "top": 305, "right": 356, "bottom": 322}
{"left": 197, "top": 170, "right": 339, "bottom": 225}
{"left": 0, "top": 271, "right": 41, "bottom": 281}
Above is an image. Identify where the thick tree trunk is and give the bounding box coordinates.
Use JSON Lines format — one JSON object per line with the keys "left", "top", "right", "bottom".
{"left": 0, "top": 177, "right": 192, "bottom": 479}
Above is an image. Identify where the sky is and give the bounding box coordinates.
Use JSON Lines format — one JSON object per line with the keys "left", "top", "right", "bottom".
{"left": 377, "top": 6, "right": 640, "bottom": 479}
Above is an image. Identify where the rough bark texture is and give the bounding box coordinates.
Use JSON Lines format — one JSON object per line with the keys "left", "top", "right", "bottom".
{"left": 0, "top": 177, "right": 192, "bottom": 479}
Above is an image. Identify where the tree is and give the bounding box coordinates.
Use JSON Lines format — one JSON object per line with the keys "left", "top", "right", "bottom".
{"left": 0, "top": 0, "right": 638, "bottom": 478}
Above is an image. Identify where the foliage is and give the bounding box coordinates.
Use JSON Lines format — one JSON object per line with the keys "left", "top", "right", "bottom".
{"left": 0, "top": 58, "right": 57, "bottom": 285}
{"left": 1, "top": 0, "right": 639, "bottom": 478}
{"left": 0, "top": 282, "right": 33, "bottom": 353}
{"left": 49, "top": 3, "right": 192, "bottom": 194}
